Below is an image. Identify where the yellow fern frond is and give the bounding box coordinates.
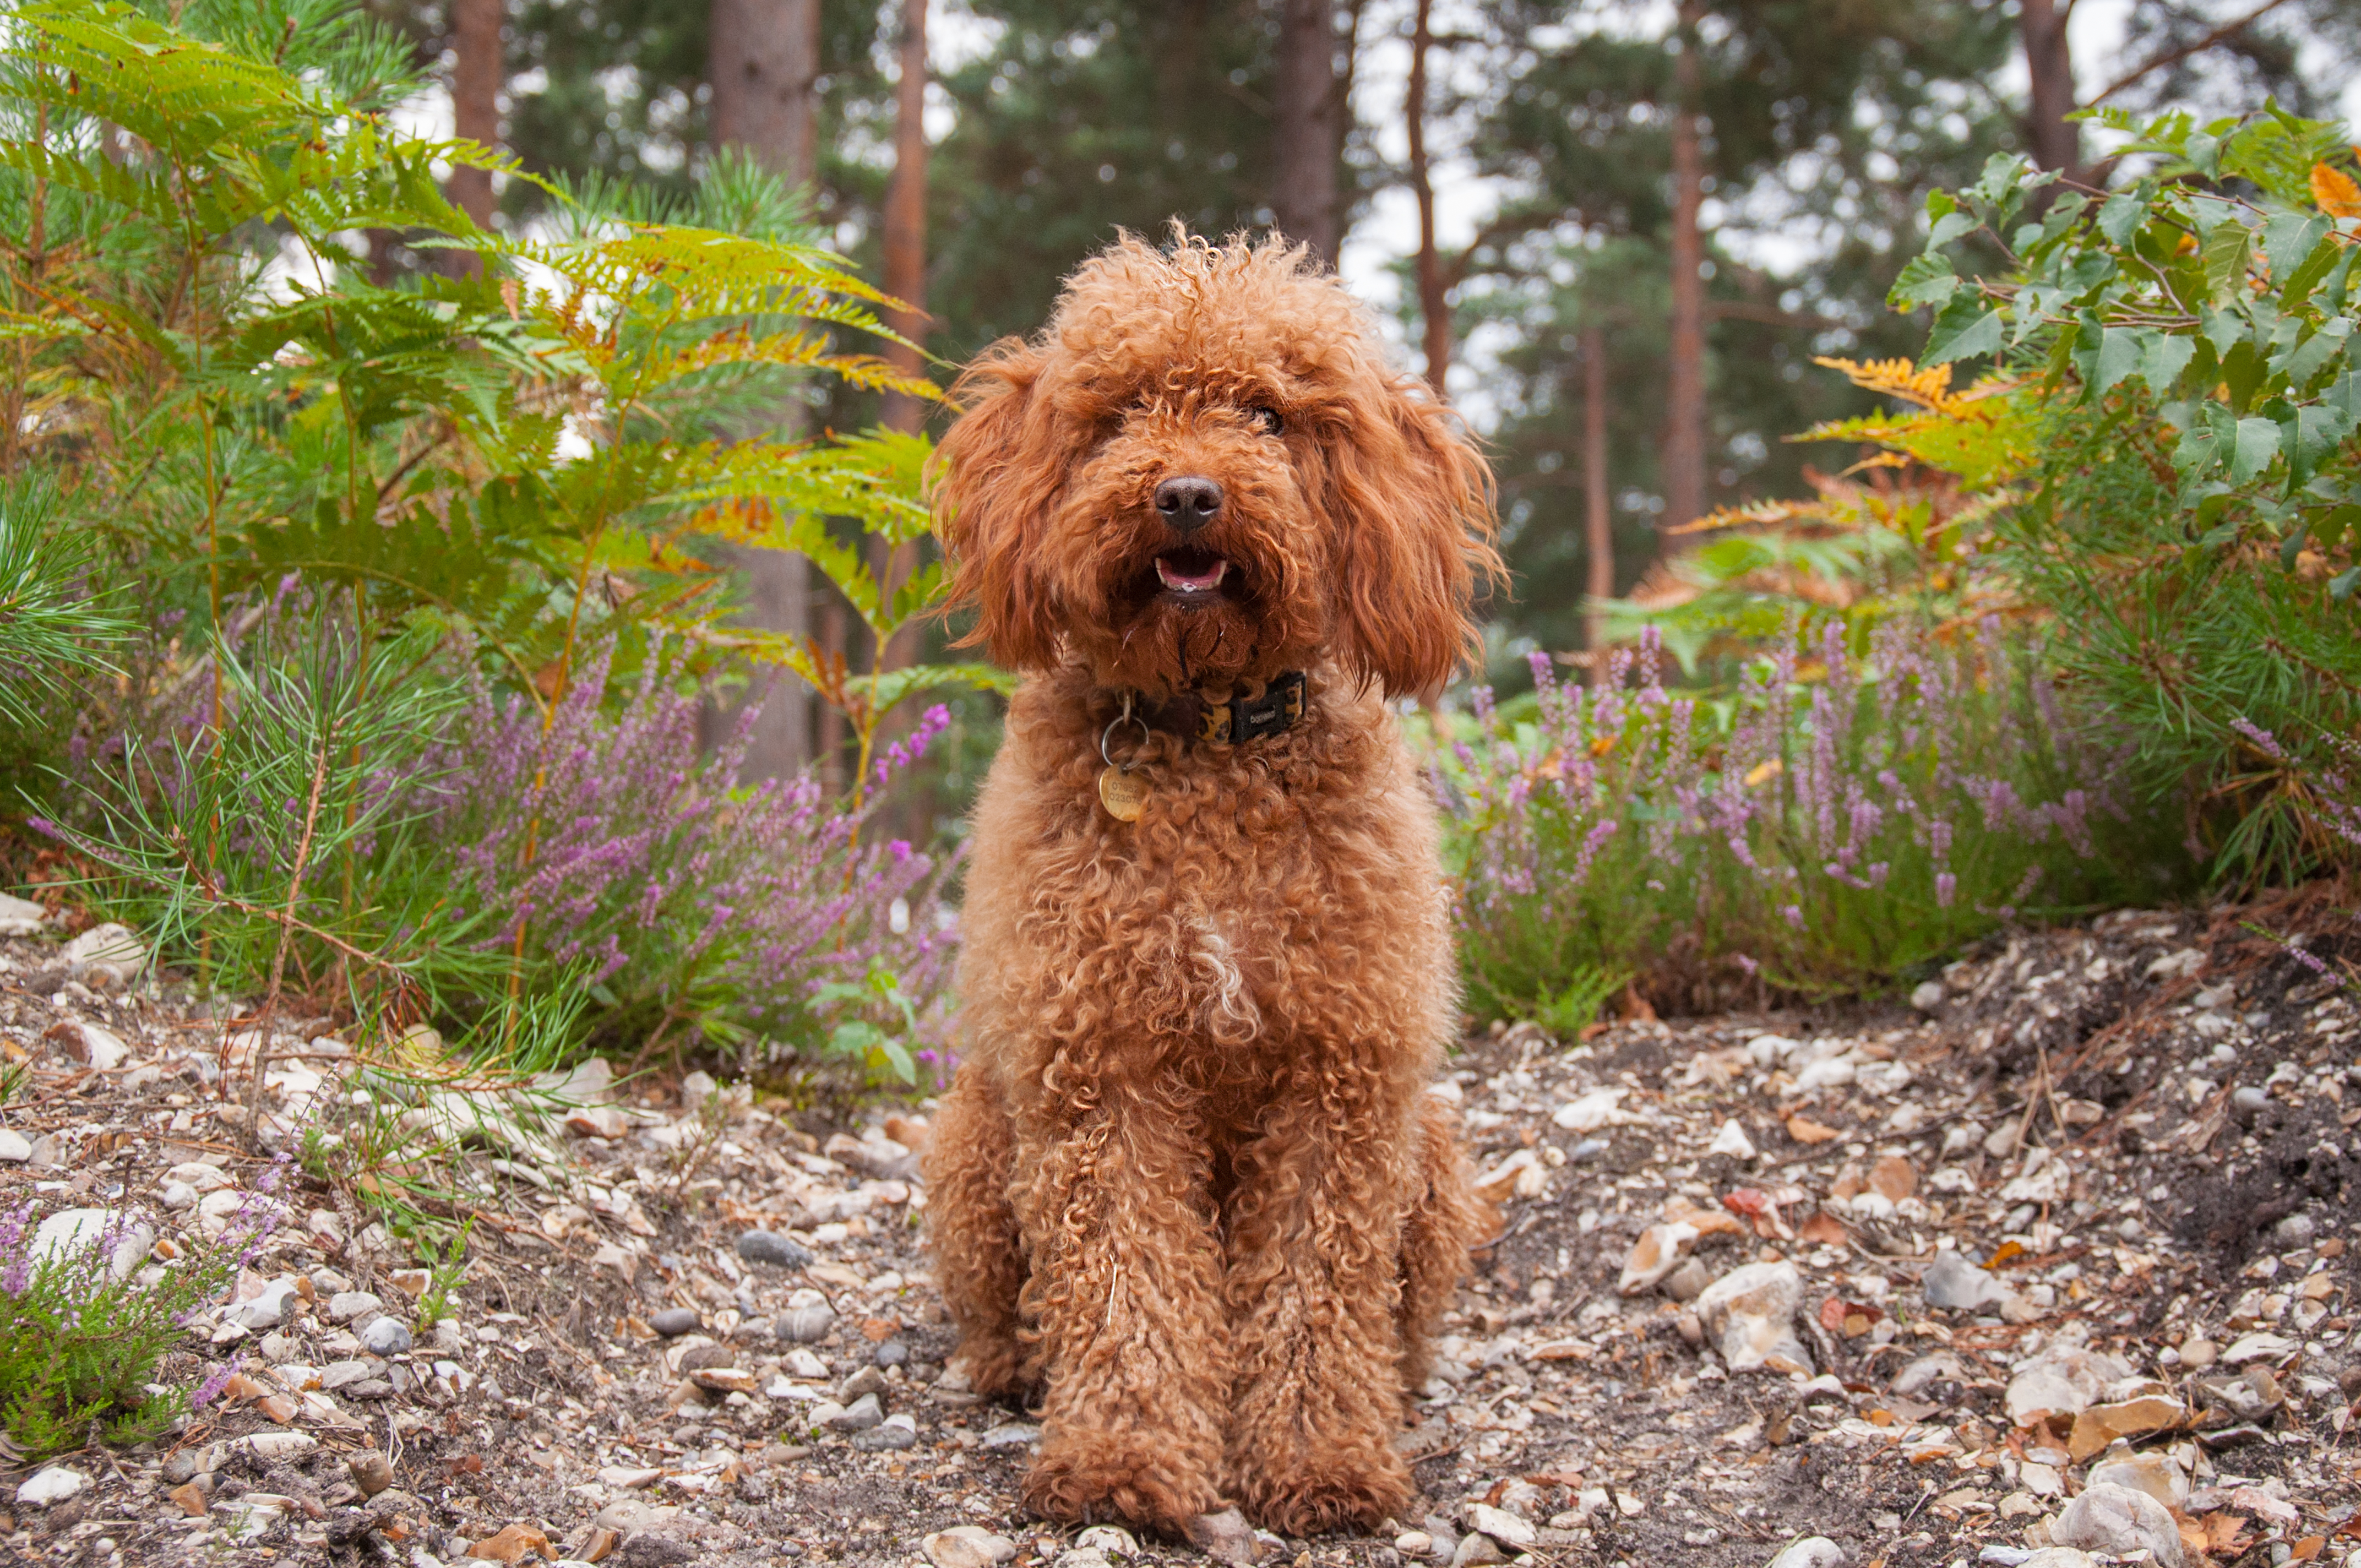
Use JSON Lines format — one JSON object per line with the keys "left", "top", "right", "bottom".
{"left": 1666, "top": 498, "right": 1824, "bottom": 536}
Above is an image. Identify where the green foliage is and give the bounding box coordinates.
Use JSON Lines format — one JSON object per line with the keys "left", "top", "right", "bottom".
{"left": 1896, "top": 108, "right": 2361, "bottom": 882}
{"left": 0, "top": 1202, "right": 249, "bottom": 1458}
{"left": 0, "top": 478, "right": 129, "bottom": 729}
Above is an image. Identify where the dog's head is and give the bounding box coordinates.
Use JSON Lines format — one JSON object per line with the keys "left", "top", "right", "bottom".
{"left": 933, "top": 230, "right": 1499, "bottom": 699}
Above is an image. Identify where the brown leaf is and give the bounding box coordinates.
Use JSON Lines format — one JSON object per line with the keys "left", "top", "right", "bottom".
{"left": 2314, "top": 162, "right": 2361, "bottom": 218}
{"left": 467, "top": 1524, "right": 554, "bottom": 1564}
{"left": 1869, "top": 1155, "right": 1917, "bottom": 1202}
{"left": 2291, "top": 1537, "right": 2325, "bottom": 1562}
{"left": 1797, "top": 1212, "right": 1849, "bottom": 1246}
{"left": 1786, "top": 1115, "right": 1841, "bottom": 1144}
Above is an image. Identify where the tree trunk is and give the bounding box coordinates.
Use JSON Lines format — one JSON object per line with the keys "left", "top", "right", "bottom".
{"left": 867, "top": 0, "right": 929, "bottom": 809}
{"left": 2021, "top": 0, "right": 2080, "bottom": 178}
{"left": 1661, "top": 0, "right": 1708, "bottom": 543}
{"left": 709, "top": 0, "right": 822, "bottom": 181}
{"left": 1583, "top": 324, "right": 1613, "bottom": 686}
{"left": 1407, "top": 0, "right": 1448, "bottom": 389}
{"left": 710, "top": 0, "right": 822, "bottom": 780}
{"left": 447, "top": 0, "right": 502, "bottom": 244}
{"left": 1273, "top": 0, "right": 1340, "bottom": 263}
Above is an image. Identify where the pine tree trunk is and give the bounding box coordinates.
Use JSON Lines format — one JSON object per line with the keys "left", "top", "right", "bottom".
{"left": 867, "top": 0, "right": 929, "bottom": 813}
{"left": 1583, "top": 324, "right": 1613, "bottom": 687}
{"left": 1407, "top": 0, "right": 1448, "bottom": 388}
{"left": 710, "top": 0, "right": 822, "bottom": 780}
{"left": 1661, "top": 0, "right": 1707, "bottom": 543}
{"left": 1273, "top": 0, "right": 1340, "bottom": 262}
{"left": 2021, "top": 0, "right": 2080, "bottom": 178}
{"left": 446, "top": 0, "right": 503, "bottom": 269}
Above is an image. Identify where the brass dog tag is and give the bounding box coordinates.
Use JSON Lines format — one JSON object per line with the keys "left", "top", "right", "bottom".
{"left": 1097, "top": 766, "right": 1147, "bottom": 821}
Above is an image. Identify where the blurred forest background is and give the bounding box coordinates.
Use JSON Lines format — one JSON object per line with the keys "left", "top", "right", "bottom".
{"left": 361, "top": 0, "right": 2361, "bottom": 780}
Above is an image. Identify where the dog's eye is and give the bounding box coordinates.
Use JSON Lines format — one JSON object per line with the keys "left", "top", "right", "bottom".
{"left": 1248, "top": 405, "right": 1283, "bottom": 436}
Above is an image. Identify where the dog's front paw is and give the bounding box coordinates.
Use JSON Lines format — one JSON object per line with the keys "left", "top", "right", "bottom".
{"left": 1231, "top": 1435, "right": 1411, "bottom": 1537}
{"left": 1022, "top": 1428, "right": 1218, "bottom": 1531}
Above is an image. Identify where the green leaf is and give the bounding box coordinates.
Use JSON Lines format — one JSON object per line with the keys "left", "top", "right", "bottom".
{"left": 2332, "top": 565, "right": 2361, "bottom": 601}
{"left": 2141, "top": 331, "right": 2196, "bottom": 394}
{"left": 1889, "top": 254, "right": 1958, "bottom": 309}
{"left": 1927, "top": 211, "right": 1977, "bottom": 249}
{"left": 2275, "top": 319, "right": 2349, "bottom": 390}
{"left": 2279, "top": 233, "right": 2343, "bottom": 311}
{"left": 2093, "top": 328, "right": 2147, "bottom": 398}
{"left": 2096, "top": 190, "right": 2147, "bottom": 247}
{"left": 2231, "top": 416, "right": 2283, "bottom": 484}
{"left": 1923, "top": 300, "right": 2003, "bottom": 367}
{"left": 2263, "top": 213, "right": 2331, "bottom": 283}
{"left": 2201, "top": 222, "right": 2254, "bottom": 303}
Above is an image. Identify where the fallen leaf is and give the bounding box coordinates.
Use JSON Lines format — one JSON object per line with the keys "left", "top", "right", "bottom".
{"left": 1869, "top": 1155, "right": 1916, "bottom": 1202}
{"left": 1786, "top": 1115, "right": 1841, "bottom": 1144}
{"left": 1985, "top": 1239, "right": 2026, "bottom": 1269}
{"left": 2291, "top": 1537, "right": 2325, "bottom": 1562}
{"left": 466, "top": 1523, "right": 553, "bottom": 1564}
{"left": 1797, "top": 1212, "right": 1848, "bottom": 1246}
{"left": 2314, "top": 161, "right": 2361, "bottom": 218}
{"left": 2204, "top": 1513, "right": 2253, "bottom": 1555}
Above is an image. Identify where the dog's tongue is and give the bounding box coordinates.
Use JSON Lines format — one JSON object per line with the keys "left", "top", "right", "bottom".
{"left": 1155, "top": 554, "right": 1229, "bottom": 593}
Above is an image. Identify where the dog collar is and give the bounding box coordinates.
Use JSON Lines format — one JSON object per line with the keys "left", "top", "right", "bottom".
{"left": 1131, "top": 671, "right": 1308, "bottom": 747}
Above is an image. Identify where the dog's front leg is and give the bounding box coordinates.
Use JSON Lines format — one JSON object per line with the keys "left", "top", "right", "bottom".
{"left": 1011, "top": 1087, "right": 1231, "bottom": 1531}
{"left": 1221, "top": 1075, "right": 1418, "bottom": 1536}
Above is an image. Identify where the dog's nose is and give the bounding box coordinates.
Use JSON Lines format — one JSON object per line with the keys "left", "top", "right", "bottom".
{"left": 1154, "top": 476, "right": 1224, "bottom": 533}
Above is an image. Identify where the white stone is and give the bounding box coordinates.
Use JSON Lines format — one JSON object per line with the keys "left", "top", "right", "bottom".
{"left": 237, "top": 1431, "right": 318, "bottom": 1460}
{"left": 74, "top": 1023, "right": 130, "bottom": 1070}
{"left": 166, "top": 1161, "right": 234, "bottom": 1193}
{"left": 1766, "top": 1539, "right": 1846, "bottom": 1568}
{"left": 1909, "top": 980, "right": 1945, "bottom": 1013}
{"left": 1465, "top": 1503, "right": 1536, "bottom": 1549}
{"left": 60, "top": 921, "right": 146, "bottom": 980}
{"left": 923, "top": 1526, "right": 1019, "bottom": 1568}
{"left": 2221, "top": 1331, "right": 2299, "bottom": 1365}
{"left": 1706, "top": 1119, "right": 1757, "bottom": 1159}
{"left": 0, "top": 1129, "right": 31, "bottom": 1162}
{"left": 0, "top": 892, "right": 48, "bottom": 935}
{"left": 1695, "top": 1262, "right": 1811, "bottom": 1375}
{"left": 1550, "top": 1087, "right": 1630, "bottom": 1132}
{"left": 225, "top": 1278, "right": 301, "bottom": 1331}
{"left": 15, "top": 1466, "right": 88, "bottom": 1505}
{"left": 32, "top": 1208, "right": 153, "bottom": 1280}
{"left": 2050, "top": 1483, "right": 2184, "bottom": 1567}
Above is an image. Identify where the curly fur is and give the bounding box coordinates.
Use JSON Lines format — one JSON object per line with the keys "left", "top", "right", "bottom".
{"left": 923, "top": 230, "right": 1502, "bottom": 1538}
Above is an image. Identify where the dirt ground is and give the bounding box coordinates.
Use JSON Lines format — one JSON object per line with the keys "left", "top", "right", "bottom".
{"left": 2, "top": 895, "right": 2359, "bottom": 1568}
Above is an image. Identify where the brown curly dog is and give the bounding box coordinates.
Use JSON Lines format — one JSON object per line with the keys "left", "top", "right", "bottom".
{"left": 922, "top": 230, "right": 1502, "bottom": 1539}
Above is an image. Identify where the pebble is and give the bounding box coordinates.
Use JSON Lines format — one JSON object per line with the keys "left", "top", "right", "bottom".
{"left": 1075, "top": 1526, "right": 1137, "bottom": 1556}
{"left": 826, "top": 1391, "right": 884, "bottom": 1431}
{"left": 650, "top": 1306, "right": 702, "bottom": 1337}
{"left": 1922, "top": 1249, "right": 2011, "bottom": 1312}
{"left": 0, "top": 891, "right": 48, "bottom": 934}
{"left": 350, "top": 1450, "right": 395, "bottom": 1496}
{"left": 852, "top": 1412, "right": 918, "bottom": 1450}
{"left": 1767, "top": 1540, "right": 1847, "bottom": 1568}
{"left": 978, "top": 1423, "right": 1040, "bottom": 1449}
{"left": 361, "top": 1316, "right": 414, "bottom": 1355}
{"left": 874, "top": 1337, "right": 910, "bottom": 1368}
{"left": 1449, "top": 1534, "right": 1505, "bottom": 1567}
{"left": 778, "top": 1304, "right": 835, "bottom": 1342}
{"left": 225, "top": 1277, "right": 300, "bottom": 1330}
{"left": 1910, "top": 979, "right": 1946, "bottom": 1012}
{"left": 1465, "top": 1502, "right": 1536, "bottom": 1549}
{"left": 0, "top": 1129, "right": 30, "bottom": 1162}
{"left": 2087, "top": 1452, "right": 2188, "bottom": 1509}
{"left": 924, "top": 1527, "right": 1019, "bottom": 1568}
{"left": 1707, "top": 1119, "right": 1757, "bottom": 1159}
{"left": 328, "top": 1290, "right": 383, "bottom": 1322}
{"left": 2051, "top": 1483, "right": 2185, "bottom": 1567}
{"left": 2003, "top": 1345, "right": 2129, "bottom": 1425}
{"left": 1183, "top": 1509, "right": 1261, "bottom": 1568}
{"left": 737, "top": 1229, "right": 813, "bottom": 1267}
{"left": 16, "top": 1466, "right": 88, "bottom": 1505}
{"left": 2179, "top": 1337, "right": 2219, "bottom": 1369}
{"left": 1395, "top": 1533, "right": 1434, "bottom": 1556}
{"left": 238, "top": 1430, "right": 318, "bottom": 1460}
{"left": 1695, "top": 1261, "right": 1811, "bottom": 1374}
{"left": 33, "top": 1208, "right": 155, "bottom": 1280}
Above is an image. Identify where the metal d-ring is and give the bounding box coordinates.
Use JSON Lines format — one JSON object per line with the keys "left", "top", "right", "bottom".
{"left": 1100, "top": 692, "right": 1150, "bottom": 774}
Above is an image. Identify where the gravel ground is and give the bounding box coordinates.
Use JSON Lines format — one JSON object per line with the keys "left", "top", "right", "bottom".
{"left": 2, "top": 896, "right": 2359, "bottom": 1568}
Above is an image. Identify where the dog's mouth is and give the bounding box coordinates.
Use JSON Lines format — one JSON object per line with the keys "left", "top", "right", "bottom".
{"left": 1150, "top": 546, "right": 1231, "bottom": 599}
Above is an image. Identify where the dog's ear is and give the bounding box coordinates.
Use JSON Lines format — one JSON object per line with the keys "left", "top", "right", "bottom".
{"left": 931, "top": 340, "right": 1061, "bottom": 671}
{"left": 1314, "top": 378, "right": 1501, "bottom": 698}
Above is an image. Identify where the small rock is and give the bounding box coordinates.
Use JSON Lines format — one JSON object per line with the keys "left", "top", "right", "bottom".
{"left": 2220, "top": 1331, "right": 2298, "bottom": 1365}
{"left": 979, "top": 1423, "right": 1040, "bottom": 1449}
{"left": 1465, "top": 1503, "right": 1536, "bottom": 1549}
{"left": 1395, "top": 1534, "right": 1434, "bottom": 1557}
{"left": 1450, "top": 1535, "right": 1504, "bottom": 1568}
{"left": 1922, "top": 1249, "right": 2011, "bottom": 1313}
{"left": 1184, "top": 1509, "right": 1261, "bottom": 1568}
{"left": 166, "top": 1479, "right": 213, "bottom": 1517}
{"left": 1910, "top": 979, "right": 1945, "bottom": 1012}
{"left": 361, "top": 1316, "right": 414, "bottom": 1356}
{"left": 0, "top": 1129, "right": 30, "bottom": 1163}
{"left": 1695, "top": 1261, "right": 1811, "bottom": 1374}
{"left": 2004, "top": 1345, "right": 2130, "bottom": 1426}
{"left": 1055, "top": 1550, "right": 1113, "bottom": 1568}
{"left": 225, "top": 1277, "right": 300, "bottom": 1330}
{"left": 329, "top": 1290, "right": 383, "bottom": 1322}
{"left": 72, "top": 1022, "right": 130, "bottom": 1070}
{"left": 32, "top": 1208, "right": 155, "bottom": 1280}
{"left": 839, "top": 1365, "right": 886, "bottom": 1400}
{"left": 1075, "top": 1526, "right": 1137, "bottom": 1557}
{"left": 778, "top": 1305, "right": 834, "bottom": 1342}
{"left": 650, "top": 1306, "right": 702, "bottom": 1337}
{"left": 1706, "top": 1119, "right": 1757, "bottom": 1159}
{"left": 2050, "top": 1483, "right": 2184, "bottom": 1567}
{"left": 826, "top": 1392, "right": 883, "bottom": 1431}
{"left": 16, "top": 1466, "right": 88, "bottom": 1505}
{"left": 874, "top": 1338, "right": 910, "bottom": 1368}
{"left": 350, "top": 1451, "right": 395, "bottom": 1497}
{"left": 2178, "top": 1337, "right": 2218, "bottom": 1370}
{"left": 852, "top": 1413, "right": 918, "bottom": 1451}
{"left": 2087, "top": 1452, "right": 2188, "bottom": 1509}
{"left": 924, "top": 1526, "right": 1019, "bottom": 1568}
{"left": 564, "top": 1104, "right": 632, "bottom": 1140}
{"left": 0, "top": 891, "right": 49, "bottom": 935}
{"left": 238, "top": 1431, "right": 318, "bottom": 1460}
{"left": 1619, "top": 1221, "right": 1704, "bottom": 1295}
{"left": 60, "top": 922, "right": 146, "bottom": 984}
{"left": 159, "top": 1179, "right": 197, "bottom": 1209}
{"left": 160, "top": 1452, "right": 202, "bottom": 1485}
{"left": 1664, "top": 1257, "right": 1712, "bottom": 1302}
{"left": 620, "top": 1534, "right": 697, "bottom": 1567}
{"left": 1767, "top": 1540, "right": 1847, "bottom": 1568}
{"left": 737, "top": 1230, "right": 813, "bottom": 1268}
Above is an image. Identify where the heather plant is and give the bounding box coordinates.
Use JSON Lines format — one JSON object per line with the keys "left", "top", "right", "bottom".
{"left": 415, "top": 638, "right": 957, "bottom": 1076}
{"left": 0, "top": 1190, "right": 277, "bottom": 1458}
{"left": 1440, "top": 624, "right": 2168, "bottom": 1019}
